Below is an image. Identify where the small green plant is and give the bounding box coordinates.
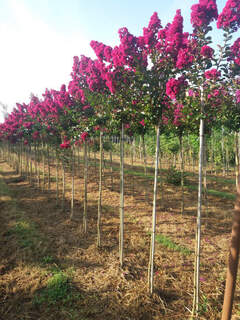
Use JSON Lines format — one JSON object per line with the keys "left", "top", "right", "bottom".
{"left": 199, "top": 294, "right": 209, "bottom": 314}
{"left": 165, "top": 166, "right": 185, "bottom": 186}
{"left": 9, "top": 220, "right": 39, "bottom": 248}
{"left": 33, "top": 271, "right": 71, "bottom": 306}
{"left": 42, "top": 255, "right": 54, "bottom": 264}
{"left": 155, "top": 234, "right": 191, "bottom": 256}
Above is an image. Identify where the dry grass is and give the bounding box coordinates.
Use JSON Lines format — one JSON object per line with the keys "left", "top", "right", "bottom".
{"left": 0, "top": 154, "right": 239, "bottom": 320}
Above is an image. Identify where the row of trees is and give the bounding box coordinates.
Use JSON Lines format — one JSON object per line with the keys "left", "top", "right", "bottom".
{"left": 0, "top": 0, "right": 240, "bottom": 318}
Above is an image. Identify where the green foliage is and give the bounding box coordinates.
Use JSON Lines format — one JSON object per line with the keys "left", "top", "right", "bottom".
{"left": 8, "top": 220, "right": 39, "bottom": 248}
{"left": 155, "top": 234, "right": 191, "bottom": 256}
{"left": 165, "top": 166, "right": 185, "bottom": 186}
{"left": 33, "top": 271, "right": 72, "bottom": 306}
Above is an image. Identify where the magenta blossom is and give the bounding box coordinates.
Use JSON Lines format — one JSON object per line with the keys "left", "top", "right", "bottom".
{"left": 217, "top": 0, "right": 240, "bottom": 31}
{"left": 139, "top": 119, "right": 145, "bottom": 126}
{"left": 229, "top": 38, "right": 240, "bottom": 66}
{"left": 236, "top": 90, "right": 240, "bottom": 104}
{"left": 80, "top": 132, "right": 88, "bottom": 142}
{"left": 166, "top": 76, "right": 188, "bottom": 100}
{"left": 201, "top": 45, "right": 214, "bottom": 58}
{"left": 60, "top": 136, "right": 71, "bottom": 149}
{"left": 191, "top": 0, "right": 218, "bottom": 28}
{"left": 205, "top": 69, "right": 221, "bottom": 80}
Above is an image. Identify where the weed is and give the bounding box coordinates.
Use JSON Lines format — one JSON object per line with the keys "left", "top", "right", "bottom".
{"left": 9, "top": 220, "right": 39, "bottom": 248}
{"left": 42, "top": 255, "right": 55, "bottom": 264}
{"left": 33, "top": 271, "right": 71, "bottom": 305}
{"left": 155, "top": 234, "right": 192, "bottom": 256}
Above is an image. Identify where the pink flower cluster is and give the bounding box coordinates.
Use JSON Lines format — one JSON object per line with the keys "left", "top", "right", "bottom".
{"left": 60, "top": 136, "right": 71, "bottom": 149}
{"left": 205, "top": 69, "right": 221, "bottom": 80}
{"left": 236, "top": 89, "right": 240, "bottom": 104}
{"left": 229, "top": 38, "right": 240, "bottom": 66}
{"left": 217, "top": 0, "right": 240, "bottom": 30}
{"left": 191, "top": 0, "right": 218, "bottom": 28}
{"left": 200, "top": 45, "right": 214, "bottom": 59}
{"left": 166, "top": 76, "right": 188, "bottom": 100}
{"left": 173, "top": 104, "right": 184, "bottom": 126}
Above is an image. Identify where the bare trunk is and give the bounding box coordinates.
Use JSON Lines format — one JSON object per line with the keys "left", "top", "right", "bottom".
{"left": 56, "top": 149, "right": 59, "bottom": 205}
{"left": 110, "top": 140, "right": 113, "bottom": 191}
{"left": 42, "top": 143, "right": 45, "bottom": 191}
{"left": 70, "top": 148, "right": 75, "bottom": 220}
{"left": 148, "top": 126, "right": 160, "bottom": 295}
{"left": 192, "top": 115, "right": 204, "bottom": 317}
{"left": 83, "top": 141, "right": 88, "bottom": 233}
{"left": 235, "top": 132, "right": 240, "bottom": 190}
{"left": 47, "top": 144, "right": 50, "bottom": 191}
{"left": 119, "top": 123, "right": 124, "bottom": 267}
{"left": 62, "top": 161, "right": 65, "bottom": 211}
{"left": 179, "top": 134, "right": 184, "bottom": 214}
{"left": 97, "top": 132, "right": 103, "bottom": 247}
{"left": 221, "top": 161, "right": 240, "bottom": 319}
{"left": 203, "top": 136, "right": 208, "bottom": 217}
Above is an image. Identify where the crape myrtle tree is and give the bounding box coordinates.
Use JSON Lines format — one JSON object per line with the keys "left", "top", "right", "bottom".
{"left": 69, "top": 52, "right": 112, "bottom": 244}
{"left": 139, "top": 10, "right": 196, "bottom": 295}
{"left": 185, "top": 0, "right": 240, "bottom": 316}
{"left": 213, "top": 0, "right": 240, "bottom": 318}
{"left": 90, "top": 23, "right": 150, "bottom": 267}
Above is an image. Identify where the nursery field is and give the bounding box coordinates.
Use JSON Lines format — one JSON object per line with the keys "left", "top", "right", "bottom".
{"left": 0, "top": 154, "right": 239, "bottom": 320}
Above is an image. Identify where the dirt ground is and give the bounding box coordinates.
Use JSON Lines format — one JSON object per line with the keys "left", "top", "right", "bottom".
{"left": 0, "top": 153, "right": 239, "bottom": 320}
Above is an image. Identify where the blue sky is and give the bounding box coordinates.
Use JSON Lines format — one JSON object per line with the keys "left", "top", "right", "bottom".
{"left": 0, "top": 0, "right": 231, "bottom": 119}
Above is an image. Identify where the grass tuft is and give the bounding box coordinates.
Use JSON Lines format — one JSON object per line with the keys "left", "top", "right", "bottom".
{"left": 155, "top": 234, "right": 192, "bottom": 256}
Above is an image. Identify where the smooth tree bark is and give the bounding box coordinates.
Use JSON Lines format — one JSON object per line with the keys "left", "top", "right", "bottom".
{"left": 83, "top": 141, "right": 88, "bottom": 233}
{"left": 56, "top": 149, "right": 59, "bottom": 205}
{"left": 192, "top": 114, "right": 204, "bottom": 317}
{"left": 148, "top": 126, "right": 160, "bottom": 295}
{"left": 42, "top": 143, "right": 45, "bottom": 191}
{"left": 235, "top": 132, "right": 240, "bottom": 189}
{"left": 110, "top": 140, "right": 113, "bottom": 191}
{"left": 97, "top": 132, "right": 103, "bottom": 247}
{"left": 179, "top": 134, "right": 184, "bottom": 214}
{"left": 62, "top": 160, "right": 65, "bottom": 211}
{"left": 70, "top": 148, "right": 75, "bottom": 220}
{"left": 203, "top": 136, "right": 208, "bottom": 216}
{"left": 131, "top": 138, "right": 135, "bottom": 195}
{"left": 119, "top": 123, "right": 124, "bottom": 267}
{"left": 47, "top": 144, "right": 50, "bottom": 191}
{"left": 221, "top": 158, "right": 240, "bottom": 319}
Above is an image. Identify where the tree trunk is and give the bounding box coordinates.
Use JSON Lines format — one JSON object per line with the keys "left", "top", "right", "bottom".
{"left": 179, "top": 134, "right": 184, "bottom": 214}
{"left": 47, "top": 144, "right": 50, "bottom": 191}
{"left": 203, "top": 135, "right": 208, "bottom": 217}
{"left": 70, "top": 148, "right": 75, "bottom": 220}
{"left": 62, "top": 161, "right": 65, "bottom": 211}
{"left": 97, "top": 132, "right": 103, "bottom": 247}
{"left": 42, "top": 143, "right": 45, "bottom": 191}
{"left": 235, "top": 132, "right": 240, "bottom": 190}
{"left": 110, "top": 140, "right": 113, "bottom": 191}
{"left": 148, "top": 126, "right": 160, "bottom": 295}
{"left": 119, "top": 123, "right": 124, "bottom": 267}
{"left": 56, "top": 149, "right": 59, "bottom": 205}
{"left": 83, "top": 141, "right": 88, "bottom": 233}
{"left": 192, "top": 116, "right": 204, "bottom": 317}
{"left": 221, "top": 160, "right": 240, "bottom": 319}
